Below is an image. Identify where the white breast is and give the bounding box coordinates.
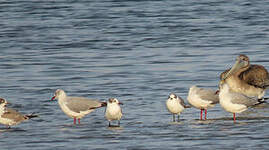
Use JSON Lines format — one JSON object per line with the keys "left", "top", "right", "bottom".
{"left": 219, "top": 88, "right": 247, "bottom": 114}
{"left": 166, "top": 99, "right": 184, "bottom": 114}
{"left": 0, "top": 106, "right": 6, "bottom": 116}
{"left": 105, "top": 104, "right": 122, "bottom": 121}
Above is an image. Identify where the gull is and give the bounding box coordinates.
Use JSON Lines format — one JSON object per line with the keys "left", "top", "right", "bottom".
{"left": 0, "top": 98, "right": 38, "bottom": 128}
{"left": 187, "top": 85, "right": 219, "bottom": 120}
{"left": 219, "top": 82, "right": 265, "bottom": 122}
{"left": 220, "top": 54, "right": 269, "bottom": 99}
{"left": 166, "top": 93, "right": 190, "bottom": 122}
{"left": 51, "top": 89, "right": 106, "bottom": 124}
{"left": 105, "top": 98, "right": 123, "bottom": 127}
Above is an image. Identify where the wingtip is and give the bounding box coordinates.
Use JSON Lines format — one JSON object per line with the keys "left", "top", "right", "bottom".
{"left": 101, "top": 102, "right": 107, "bottom": 107}
{"left": 25, "top": 113, "right": 39, "bottom": 119}
{"left": 184, "top": 105, "right": 192, "bottom": 108}
{"left": 257, "top": 97, "right": 268, "bottom": 103}
{"left": 89, "top": 102, "right": 107, "bottom": 110}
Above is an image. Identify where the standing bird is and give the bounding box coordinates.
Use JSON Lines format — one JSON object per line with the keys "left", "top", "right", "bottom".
{"left": 0, "top": 98, "right": 38, "bottom": 128}
{"left": 219, "top": 82, "right": 265, "bottom": 122}
{"left": 51, "top": 89, "right": 106, "bottom": 124}
{"left": 105, "top": 98, "right": 123, "bottom": 127}
{"left": 220, "top": 54, "right": 269, "bottom": 99}
{"left": 187, "top": 85, "right": 219, "bottom": 120}
{"left": 166, "top": 93, "right": 190, "bottom": 122}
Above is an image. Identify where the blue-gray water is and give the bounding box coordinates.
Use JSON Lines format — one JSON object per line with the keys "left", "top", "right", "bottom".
{"left": 1, "top": 0, "right": 269, "bottom": 149}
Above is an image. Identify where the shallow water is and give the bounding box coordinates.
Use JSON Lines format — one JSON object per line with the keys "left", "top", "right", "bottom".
{"left": 1, "top": 0, "right": 269, "bottom": 149}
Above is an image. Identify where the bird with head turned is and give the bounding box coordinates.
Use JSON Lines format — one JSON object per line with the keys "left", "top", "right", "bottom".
{"left": 220, "top": 54, "right": 269, "bottom": 99}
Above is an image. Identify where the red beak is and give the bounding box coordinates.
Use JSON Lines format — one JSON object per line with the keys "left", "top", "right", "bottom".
{"left": 119, "top": 102, "right": 123, "bottom": 105}
{"left": 51, "top": 96, "right": 56, "bottom": 101}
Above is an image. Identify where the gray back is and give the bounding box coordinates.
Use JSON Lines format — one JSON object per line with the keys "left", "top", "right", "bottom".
{"left": 230, "top": 93, "right": 259, "bottom": 107}
{"left": 66, "top": 96, "right": 102, "bottom": 113}
{"left": 197, "top": 87, "right": 219, "bottom": 104}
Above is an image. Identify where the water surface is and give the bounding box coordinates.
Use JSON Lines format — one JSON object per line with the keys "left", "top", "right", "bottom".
{"left": 1, "top": 0, "right": 269, "bottom": 149}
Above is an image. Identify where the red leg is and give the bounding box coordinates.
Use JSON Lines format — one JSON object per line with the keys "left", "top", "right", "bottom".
{"left": 200, "top": 109, "right": 203, "bottom": 120}
{"left": 205, "top": 109, "right": 207, "bottom": 120}
{"left": 73, "top": 118, "right": 76, "bottom": 124}
{"left": 78, "top": 118, "right": 81, "bottom": 124}
{"left": 233, "top": 113, "right": 236, "bottom": 122}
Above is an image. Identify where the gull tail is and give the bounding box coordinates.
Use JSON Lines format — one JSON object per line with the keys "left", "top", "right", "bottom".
{"left": 24, "top": 113, "right": 39, "bottom": 119}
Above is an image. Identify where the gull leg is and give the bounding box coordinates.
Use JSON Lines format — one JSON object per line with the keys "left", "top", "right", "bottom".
{"left": 233, "top": 113, "right": 236, "bottom": 123}
{"left": 108, "top": 121, "right": 111, "bottom": 127}
{"left": 177, "top": 115, "right": 180, "bottom": 122}
{"left": 78, "top": 118, "right": 81, "bottom": 124}
{"left": 73, "top": 118, "right": 76, "bottom": 124}
{"left": 173, "top": 114, "right": 175, "bottom": 122}
{"left": 205, "top": 109, "right": 207, "bottom": 120}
